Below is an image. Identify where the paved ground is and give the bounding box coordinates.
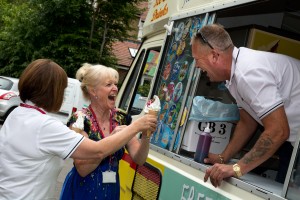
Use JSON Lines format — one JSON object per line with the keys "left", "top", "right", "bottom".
{"left": 54, "top": 158, "right": 73, "bottom": 199}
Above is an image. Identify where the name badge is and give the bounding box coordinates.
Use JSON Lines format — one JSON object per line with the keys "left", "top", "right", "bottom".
{"left": 102, "top": 171, "right": 116, "bottom": 183}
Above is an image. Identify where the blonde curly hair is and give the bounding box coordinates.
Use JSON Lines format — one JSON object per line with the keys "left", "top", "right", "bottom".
{"left": 76, "top": 63, "right": 119, "bottom": 100}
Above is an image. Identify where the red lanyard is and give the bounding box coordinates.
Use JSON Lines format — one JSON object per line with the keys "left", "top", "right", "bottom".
{"left": 20, "top": 103, "right": 46, "bottom": 114}
{"left": 89, "top": 105, "right": 113, "bottom": 139}
{"left": 89, "top": 106, "right": 118, "bottom": 168}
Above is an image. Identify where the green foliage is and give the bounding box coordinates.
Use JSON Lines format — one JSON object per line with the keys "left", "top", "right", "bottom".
{"left": 137, "top": 83, "right": 150, "bottom": 97}
{"left": 0, "top": 0, "right": 145, "bottom": 78}
{"left": 0, "top": 2, "right": 37, "bottom": 76}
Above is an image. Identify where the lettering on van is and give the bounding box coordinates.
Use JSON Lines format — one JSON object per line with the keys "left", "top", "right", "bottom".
{"left": 198, "top": 122, "right": 227, "bottom": 135}
{"left": 151, "top": 4, "right": 168, "bottom": 21}
{"left": 182, "top": 0, "right": 192, "bottom": 8}
{"left": 181, "top": 184, "right": 211, "bottom": 200}
{"left": 153, "top": 0, "right": 166, "bottom": 7}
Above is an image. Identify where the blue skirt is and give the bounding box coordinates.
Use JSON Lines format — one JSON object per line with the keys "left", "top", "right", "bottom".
{"left": 60, "top": 155, "right": 122, "bottom": 200}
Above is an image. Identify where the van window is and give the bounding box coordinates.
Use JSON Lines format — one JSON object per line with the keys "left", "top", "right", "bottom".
{"left": 131, "top": 49, "right": 160, "bottom": 115}
{"left": 178, "top": 72, "right": 238, "bottom": 157}
{"left": 119, "top": 48, "right": 160, "bottom": 115}
{"left": 119, "top": 50, "right": 145, "bottom": 112}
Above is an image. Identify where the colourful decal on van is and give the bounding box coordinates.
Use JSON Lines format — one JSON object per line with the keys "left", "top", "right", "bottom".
{"left": 150, "top": 14, "right": 207, "bottom": 150}
{"left": 120, "top": 152, "right": 165, "bottom": 200}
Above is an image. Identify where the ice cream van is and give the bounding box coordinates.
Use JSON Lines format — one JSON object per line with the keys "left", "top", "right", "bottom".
{"left": 48, "top": 78, "right": 89, "bottom": 124}
{"left": 116, "top": 0, "right": 300, "bottom": 199}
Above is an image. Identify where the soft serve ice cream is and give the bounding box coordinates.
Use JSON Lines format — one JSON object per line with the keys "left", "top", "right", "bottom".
{"left": 144, "top": 95, "right": 161, "bottom": 137}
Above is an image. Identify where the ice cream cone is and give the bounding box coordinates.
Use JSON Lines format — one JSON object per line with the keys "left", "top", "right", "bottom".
{"left": 144, "top": 95, "right": 161, "bottom": 138}
{"left": 147, "top": 109, "right": 159, "bottom": 137}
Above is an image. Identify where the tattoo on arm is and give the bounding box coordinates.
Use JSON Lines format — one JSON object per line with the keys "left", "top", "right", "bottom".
{"left": 243, "top": 137, "right": 273, "bottom": 164}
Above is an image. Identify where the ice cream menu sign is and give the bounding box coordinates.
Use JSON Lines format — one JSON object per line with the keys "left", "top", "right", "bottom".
{"left": 150, "top": 14, "right": 207, "bottom": 149}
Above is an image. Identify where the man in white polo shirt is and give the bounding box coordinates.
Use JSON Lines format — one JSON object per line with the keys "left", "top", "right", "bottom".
{"left": 191, "top": 23, "right": 300, "bottom": 187}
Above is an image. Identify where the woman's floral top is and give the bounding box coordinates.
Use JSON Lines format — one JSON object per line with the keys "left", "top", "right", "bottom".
{"left": 67, "top": 107, "right": 131, "bottom": 141}
{"left": 61, "top": 107, "right": 132, "bottom": 200}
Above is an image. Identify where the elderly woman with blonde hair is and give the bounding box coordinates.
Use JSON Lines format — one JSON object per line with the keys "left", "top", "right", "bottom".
{"left": 60, "top": 63, "right": 154, "bottom": 200}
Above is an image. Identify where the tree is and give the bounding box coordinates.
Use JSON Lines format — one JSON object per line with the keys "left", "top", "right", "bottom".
{"left": 0, "top": 1, "right": 38, "bottom": 77}
{"left": 91, "top": 0, "right": 144, "bottom": 58}
{"left": 0, "top": 0, "right": 146, "bottom": 78}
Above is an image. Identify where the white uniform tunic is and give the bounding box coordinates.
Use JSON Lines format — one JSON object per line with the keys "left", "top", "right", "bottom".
{"left": 0, "top": 103, "right": 84, "bottom": 200}
{"left": 226, "top": 47, "right": 300, "bottom": 145}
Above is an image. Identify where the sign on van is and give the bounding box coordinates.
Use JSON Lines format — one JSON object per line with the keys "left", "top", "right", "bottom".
{"left": 181, "top": 121, "right": 233, "bottom": 154}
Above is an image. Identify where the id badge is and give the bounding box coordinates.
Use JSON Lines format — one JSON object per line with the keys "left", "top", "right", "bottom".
{"left": 102, "top": 171, "right": 116, "bottom": 183}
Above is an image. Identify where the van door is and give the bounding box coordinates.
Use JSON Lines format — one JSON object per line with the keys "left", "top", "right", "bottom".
{"left": 49, "top": 78, "right": 89, "bottom": 124}
{"left": 117, "top": 33, "right": 166, "bottom": 120}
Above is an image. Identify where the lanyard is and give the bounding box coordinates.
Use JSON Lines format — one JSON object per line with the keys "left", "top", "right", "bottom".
{"left": 20, "top": 103, "right": 46, "bottom": 114}
{"left": 89, "top": 105, "right": 116, "bottom": 170}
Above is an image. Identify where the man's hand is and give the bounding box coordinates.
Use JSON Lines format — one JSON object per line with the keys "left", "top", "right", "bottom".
{"left": 204, "top": 164, "right": 236, "bottom": 187}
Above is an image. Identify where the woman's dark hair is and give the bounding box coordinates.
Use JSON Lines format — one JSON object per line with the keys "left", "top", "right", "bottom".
{"left": 18, "top": 59, "right": 68, "bottom": 112}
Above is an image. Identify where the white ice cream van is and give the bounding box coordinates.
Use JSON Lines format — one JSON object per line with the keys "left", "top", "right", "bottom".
{"left": 117, "top": 0, "right": 300, "bottom": 199}
{"left": 48, "top": 78, "right": 89, "bottom": 125}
